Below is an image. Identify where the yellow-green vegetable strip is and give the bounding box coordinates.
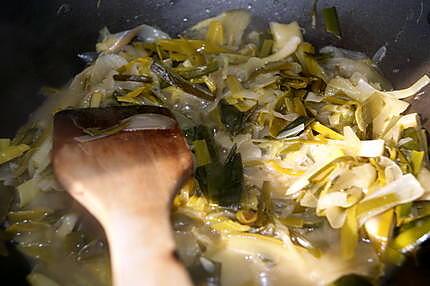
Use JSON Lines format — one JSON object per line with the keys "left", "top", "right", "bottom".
{"left": 391, "top": 216, "right": 430, "bottom": 253}
{"left": 193, "top": 140, "right": 212, "bottom": 167}
{"left": 341, "top": 206, "right": 358, "bottom": 260}
{"left": 0, "top": 144, "right": 30, "bottom": 165}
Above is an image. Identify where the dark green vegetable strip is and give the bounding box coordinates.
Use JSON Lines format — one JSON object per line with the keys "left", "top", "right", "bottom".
{"left": 250, "top": 60, "right": 298, "bottom": 80}
{"left": 220, "top": 100, "right": 253, "bottom": 135}
{"left": 184, "top": 125, "right": 218, "bottom": 159}
{"left": 401, "top": 202, "right": 430, "bottom": 225}
{"left": 207, "top": 144, "right": 244, "bottom": 209}
{"left": 194, "top": 138, "right": 244, "bottom": 209}
{"left": 258, "top": 39, "right": 274, "bottom": 58}
{"left": 151, "top": 61, "right": 214, "bottom": 101}
{"left": 400, "top": 127, "right": 425, "bottom": 151}
{"left": 113, "top": 74, "right": 152, "bottom": 83}
{"left": 295, "top": 43, "right": 327, "bottom": 81}
{"left": 7, "top": 209, "right": 53, "bottom": 224}
{"left": 323, "top": 7, "right": 342, "bottom": 39}
{"left": 277, "top": 116, "right": 315, "bottom": 139}
{"left": 173, "top": 62, "right": 219, "bottom": 79}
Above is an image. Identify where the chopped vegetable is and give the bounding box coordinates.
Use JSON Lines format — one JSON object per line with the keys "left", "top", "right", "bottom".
{"left": 391, "top": 216, "right": 430, "bottom": 253}
{"left": 151, "top": 61, "right": 214, "bottom": 101}
{"left": 410, "top": 150, "right": 424, "bottom": 175}
{"left": 219, "top": 100, "right": 251, "bottom": 135}
{"left": 323, "top": 7, "right": 342, "bottom": 39}
{"left": 356, "top": 174, "right": 425, "bottom": 226}
{"left": 113, "top": 74, "right": 152, "bottom": 82}
{"left": 295, "top": 42, "right": 328, "bottom": 81}
{"left": 17, "top": 177, "right": 41, "bottom": 207}
{"left": 341, "top": 206, "right": 358, "bottom": 260}
{"left": 173, "top": 61, "right": 219, "bottom": 79}
{"left": 206, "top": 21, "right": 224, "bottom": 46}
{"left": 385, "top": 75, "right": 430, "bottom": 99}
{"left": 277, "top": 116, "right": 315, "bottom": 139}
{"left": 193, "top": 140, "right": 212, "bottom": 167}
{"left": 0, "top": 143, "right": 30, "bottom": 165}
{"left": 5, "top": 10, "right": 430, "bottom": 286}
{"left": 364, "top": 209, "right": 394, "bottom": 254}
{"left": 311, "top": 122, "right": 344, "bottom": 140}
{"left": 263, "top": 21, "right": 303, "bottom": 63}
{"left": 206, "top": 145, "right": 244, "bottom": 208}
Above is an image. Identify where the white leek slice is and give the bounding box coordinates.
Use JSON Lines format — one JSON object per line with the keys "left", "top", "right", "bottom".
{"left": 332, "top": 163, "right": 376, "bottom": 191}
{"left": 318, "top": 192, "right": 349, "bottom": 209}
{"left": 270, "top": 22, "right": 303, "bottom": 52}
{"left": 123, "top": 113, "right": 176, "bottom": 131}
{"left": 286, "top": 148, "right": 344, "bottom": 195}
{"left": 300, "top": 191, "right": 318, "bottom": 207}
{"left": 385, "top": 75, "right": 430, "bottom": 99}
{"left": 356, "top": 174, "right": 425, "bottom": 226}
{"left": 334, "top": 74, "right": 430, "bottom": 102}
{"left": 337, "top": 127, "right": 384, "bottom": 158}
{"left": 325, "top": 207, "right": 347, "bottom": 229}
{"left": 326, "top": 77, "right": 364, "bottom": 101}
{"left": 379, "top": 156, "right": 403, "bottom": 183}
{"left": 369, "top": 94, "right": 410, "bottom": 138}
{"left": 356, "top": 140, "right": 385, "bottom": 157}
{"left": 264, "top": 22, "right": 302, "bottom": 63}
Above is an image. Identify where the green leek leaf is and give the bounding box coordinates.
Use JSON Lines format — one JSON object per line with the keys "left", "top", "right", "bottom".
{"left": 323, "top": 7, "right": 342, "bottom": 39}
{"left": 151, "top": 61, "right": 214, "bottom": 101}
{"left": 391, "top": 216, "right": 430, "bottom": 253}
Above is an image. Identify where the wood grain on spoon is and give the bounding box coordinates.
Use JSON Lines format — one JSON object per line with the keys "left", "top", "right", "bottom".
{"left": 52, "top": 106, "right": 193, "bottom": 286}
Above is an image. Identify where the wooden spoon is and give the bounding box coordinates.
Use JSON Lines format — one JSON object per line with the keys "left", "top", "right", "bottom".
{"left": 52, "top": 105, "right": 193, "bottom": 286}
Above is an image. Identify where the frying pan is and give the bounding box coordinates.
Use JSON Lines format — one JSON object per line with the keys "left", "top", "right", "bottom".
{"left": 0, "top": 0, "right": 429, "bottom": 285}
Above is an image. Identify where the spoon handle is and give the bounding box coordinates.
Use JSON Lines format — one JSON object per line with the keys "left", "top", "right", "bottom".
{"left": 104, "top": 208, "right": 192, "bottom": 286}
